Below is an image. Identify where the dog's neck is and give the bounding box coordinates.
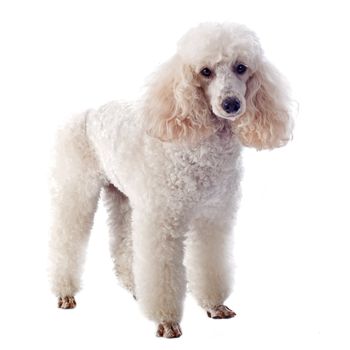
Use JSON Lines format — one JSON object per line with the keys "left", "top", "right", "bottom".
{"left": 214, "top": 118, "right": 233, "bottom": 139}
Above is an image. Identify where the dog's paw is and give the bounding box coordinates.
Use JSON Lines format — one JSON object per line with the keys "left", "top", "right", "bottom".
{"left": 156, "top": 322, "right": 182, "bottom": 338}
{"left": 207, "top": 305, "right": 236, "bottom": 319}
{"left": 58, "top": 296, "right": 76, "bottom": 309}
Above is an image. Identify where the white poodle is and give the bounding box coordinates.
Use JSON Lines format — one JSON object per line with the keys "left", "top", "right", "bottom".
{"left": 49, "top": 22, "right": 293, "bottom": 338}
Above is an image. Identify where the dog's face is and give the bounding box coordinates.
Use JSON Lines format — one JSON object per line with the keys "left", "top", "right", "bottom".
{"left": 195, "top": 59, "right": 251, "bottom": 121}
{"left": 178, "top": 23, "right": 262, "bottom": 124}
{"left": 144, "top": 23, "right": 293, "bottom": 149}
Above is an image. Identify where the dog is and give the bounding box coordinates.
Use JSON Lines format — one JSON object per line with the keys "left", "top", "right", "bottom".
{"left": 49, "top": 22, "right": 293, "bottom": 338}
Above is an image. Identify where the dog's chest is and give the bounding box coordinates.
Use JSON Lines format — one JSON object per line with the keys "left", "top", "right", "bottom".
{"left": 163, "top": 135, "right": 241, "bottom": 204}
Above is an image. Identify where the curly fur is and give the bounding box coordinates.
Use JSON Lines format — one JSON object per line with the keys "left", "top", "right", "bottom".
{"left": 143, "top": 55, "right": 215, "bottom": 142}
{"left": 234, "top": 59, "right": 292, "bottom": 149}
{"left": 49, "top": 22, "right": 293, "bottom": 337}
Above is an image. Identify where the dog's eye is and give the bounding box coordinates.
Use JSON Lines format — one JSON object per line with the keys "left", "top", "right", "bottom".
{"left": 235, "top": 64, "right": 247, "bottom": 75}
{"left": 200, "top": 67, "right": 212, "bottom": 77}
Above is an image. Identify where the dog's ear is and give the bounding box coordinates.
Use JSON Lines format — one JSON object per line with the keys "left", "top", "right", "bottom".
{"left": 143, "top": 55, "right": 213, "bottom": 142}
{"left": 234, "top": 59, "right": 293, "bottom": 150}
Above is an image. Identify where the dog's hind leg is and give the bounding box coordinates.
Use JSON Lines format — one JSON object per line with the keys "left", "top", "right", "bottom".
{"left": 49, "top": 113, "right": 103, "bottom": 308}
{"left": 102, "top": 184, "right": 134, "bottom": 295}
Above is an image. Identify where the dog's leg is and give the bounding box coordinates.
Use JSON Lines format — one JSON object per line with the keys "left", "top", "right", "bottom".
{"left": 49, "top": 114, "right": 102, "bottom": 308}
{"left": 132, "top": 210, "right": 186, "bottom": 338}
{"left": 185, "top": 216, "right": 236, "bottom": 319}
{"left": 103, "top": 184, "right": 134, "bottom": 295}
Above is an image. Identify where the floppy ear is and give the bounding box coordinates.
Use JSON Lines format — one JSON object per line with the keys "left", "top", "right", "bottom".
{"left": 235, "top": 59, "right": 293, "bottom": 150}
{"left": 143, "top": 55, "right": 213, "bottom": 142}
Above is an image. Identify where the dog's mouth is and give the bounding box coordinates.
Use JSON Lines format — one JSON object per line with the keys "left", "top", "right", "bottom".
{"left": 212, "top": 108, "right": 244, "bottom": 121}
{"left": 215, "top": 112, "right": 242, "bottom": 120}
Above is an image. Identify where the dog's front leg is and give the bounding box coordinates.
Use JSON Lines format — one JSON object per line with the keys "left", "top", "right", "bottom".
{"left": 132, "top": 209, "right": 186, "bottom": 338}
{"left": 185, "top": 213, "right": 237, "bottom": 319}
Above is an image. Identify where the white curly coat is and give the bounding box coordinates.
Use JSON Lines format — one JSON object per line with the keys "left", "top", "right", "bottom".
{"left": 49, "top": 22, "right": 293, "bottom": 337}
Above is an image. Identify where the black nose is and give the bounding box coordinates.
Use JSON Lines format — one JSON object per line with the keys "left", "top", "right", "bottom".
{"left": 221, "top": 97, "right": 241, "bottom": 114}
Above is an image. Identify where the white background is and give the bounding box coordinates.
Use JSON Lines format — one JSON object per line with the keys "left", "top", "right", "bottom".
{"left": 0, "top": 0, "right": 349, "bottom": 349}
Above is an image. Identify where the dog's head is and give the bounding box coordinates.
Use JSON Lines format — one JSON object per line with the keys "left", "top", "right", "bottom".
{"left": 143, "top": 23, "right": 293, "bottom": 150}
